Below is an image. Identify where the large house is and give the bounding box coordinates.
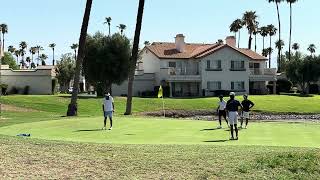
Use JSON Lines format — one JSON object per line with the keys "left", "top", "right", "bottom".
{"left": 112, "top": 34, "right": 277, "bottom": 97}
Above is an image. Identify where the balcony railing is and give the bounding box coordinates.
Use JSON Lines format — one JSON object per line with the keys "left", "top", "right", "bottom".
{"left": 167, "top": 67, "right": 199, "bottom": 76}
{"left": 249, "top": 68, "right": 277, "bottom": 75}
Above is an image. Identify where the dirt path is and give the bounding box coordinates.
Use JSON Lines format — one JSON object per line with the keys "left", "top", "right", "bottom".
{"left": 0, "top": 104, "right": 40, "bottom": 112}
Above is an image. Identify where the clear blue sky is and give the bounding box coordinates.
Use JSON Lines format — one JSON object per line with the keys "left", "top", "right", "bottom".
{"left": 1, "top": 0, "right": 317, "bottom": 67}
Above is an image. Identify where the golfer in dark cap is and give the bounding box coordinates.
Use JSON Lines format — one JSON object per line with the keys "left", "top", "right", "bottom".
{"left": 226, "top": 92, "right": 243, "bottom": 140}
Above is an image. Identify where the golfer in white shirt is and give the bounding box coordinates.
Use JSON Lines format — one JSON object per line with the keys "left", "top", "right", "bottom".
{"left": 102, "top": 93, "right": 115, "bottom": 130}
{"left": 216, "top": 95, "right": 229, "bottom": 128}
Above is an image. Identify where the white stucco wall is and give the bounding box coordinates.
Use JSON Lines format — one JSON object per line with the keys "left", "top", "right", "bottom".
{"left": 1, "top": 65, "right": 55, "bottom": 95}
{"left": 200, "top": 47, "right": 250, "bottom": 94}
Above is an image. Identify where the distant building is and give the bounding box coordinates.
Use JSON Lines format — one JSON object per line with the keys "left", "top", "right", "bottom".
{"left": 112, "top": 34, "right": 277, "bottom": 97}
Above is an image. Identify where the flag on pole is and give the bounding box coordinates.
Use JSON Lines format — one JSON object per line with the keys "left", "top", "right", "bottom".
{"left": 158, "top": 85, "right": 163, "bottom": 98}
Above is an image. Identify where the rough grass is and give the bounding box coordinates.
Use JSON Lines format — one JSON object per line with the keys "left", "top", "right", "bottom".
{"left": 0, "top": 135, "right": 319, "bottom": 179}
{"left": 1, "top": 95, "right": 320, "bottom": 117}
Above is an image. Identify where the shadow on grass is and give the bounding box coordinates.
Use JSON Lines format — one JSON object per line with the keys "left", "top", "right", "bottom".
{"left": 200, "top": 128, "right": 221, "bottom": 131}
{"left": 203, "top": 140, "right": 229, "bottom": 142}
{"left": 74, "top": 129, "right": 103, "bottom": 132}
{"left": 58, "top": 95, "right": 101, "bottom": 99}
{"left": 124, "top": 134, "right": 135, "bottom": 136}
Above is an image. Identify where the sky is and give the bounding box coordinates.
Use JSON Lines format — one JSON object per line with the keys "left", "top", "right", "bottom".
{"left": 1, "top": 0, "right": 318, "bottom": 67}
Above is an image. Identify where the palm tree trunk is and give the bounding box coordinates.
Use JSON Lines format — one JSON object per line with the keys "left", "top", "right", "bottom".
{"left": 238, "top": 30, "right": 241, "bottom": 48}
{"left": 269, "top": 35, "right": 272, "bottom": 68}
{"left": 2, "top": 33, "right": 4, "bottom": 53}
{"left": 108, "top": 25, "right": 111, "bottom": 36}
{"left": 262, "top": 36, "right": 265, "bottom": 50}
{"left": 289, "top": 3, "right": 292, "bottom": 62}
{"left": 248, "top": 33, "right": 252, "bottom": 50}
{"left": 52, "top": 49, "right": 55, "bottom": 66}
{"left": 124, "top": 0, "right": 145, "bottom": 115}
{"left": 254, "top": 34, "right": 257, "bottom": 52}
{"left": 67, "top": 0, "right": 93, "bottom": 116}
{"left": 276, "top": 2, "right": 281, "bottom": 71}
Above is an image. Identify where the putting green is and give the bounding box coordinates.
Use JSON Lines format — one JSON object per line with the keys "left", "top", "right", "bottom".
{"left": 0, "top": 117, "right": 319, "bottom": 147}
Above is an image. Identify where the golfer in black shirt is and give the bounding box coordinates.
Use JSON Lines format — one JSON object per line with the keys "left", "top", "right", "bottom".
{"left": 240, "top": 94, "right": 255, "bottom": 129}
{"left": 226, "top": 92, "right": 243, "bottom": 140}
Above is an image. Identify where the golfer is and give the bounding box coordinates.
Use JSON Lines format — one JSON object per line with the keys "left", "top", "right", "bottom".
{"left": 102, "top": 93, "right": 115, "bottom": 130}
{"left": 226, "top": 92, "right": 242, "bottom": 140}
{"left": 216, "top": 95, "right": 229, "bottom": 129}
{"left": 240, "top": 94, "right": 255, "bottom": 129}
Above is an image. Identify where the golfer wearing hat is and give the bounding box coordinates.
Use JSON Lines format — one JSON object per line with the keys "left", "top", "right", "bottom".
{"left": 216, "top": 95, "right": 229, "bottom": 129}
{"left": 240, "top": 94, "right": 255, "bottom": 129}
{"left": 102, "top": 92, "right": 115, "bottom": 130}
{"left": 226, "top": 92, "right": 243, "bottom": 140}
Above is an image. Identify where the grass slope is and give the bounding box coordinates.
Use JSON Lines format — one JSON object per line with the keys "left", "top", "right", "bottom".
{"left": 0, "top": 135, "right": 319, "bottom": 179}
{"left": 1, "top": 117, "right": 320, "bottom": 147}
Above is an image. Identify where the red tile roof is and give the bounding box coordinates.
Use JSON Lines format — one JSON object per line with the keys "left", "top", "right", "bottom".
{"left": 145, "top": 42, "right": 267, "bottom": 61}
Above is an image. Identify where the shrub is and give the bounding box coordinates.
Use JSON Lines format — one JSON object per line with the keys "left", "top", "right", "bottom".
{"left": 52, "top": 79, "right": 58, "bottom": 94}
{"left": 309, "top": 84, "right": 319, "bottom": 94}
{"left": 0, "top": 84, "right": 8, "bottom": 95}
{"left": 9, "top": 86, "right": 19, "bottom": 94}
{"left": 23, "top": 86, "right": 30, "bottom": 95}
{"left": 213, "top": 90, "right": 230, "bottom": 97}
{"left": 277, "top": 79, "right": 293, "bottom": 93}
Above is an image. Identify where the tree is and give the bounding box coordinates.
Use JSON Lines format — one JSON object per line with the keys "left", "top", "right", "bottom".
{"left": 125, "top": 0, "right": 145, "bottom": 115}
{"left": 262, "top": 48, "right": 269, "bottom": 57}
{"left": 70, "top": 43, "right": 78, "bottom": 60}
{"left": 83, "top": 32, "right": 131, "bottom": 95}
{"left": 8, "top": 45, "right": 15, "bottom": 54}
{"left": 253, "top": 25, "right": 260, "bottom": 52}
{"left": 14, "top": 50, "right": 19, "bottom": 65}
{"left": 35, "top": 45, "right": 43, "bottom": 66}
{"left": 287, "top": 0, "right": 298, "bottom": 62}
{"left": 19, "top": 42, "right": 27, "bottom": 64}
{"left": 49, "top": 43, "right": 56, "bottom": 65}
{"left": 292, "top": 42, "right": 300, "bottom": 57}
{"left": 275, "top": 39, "right": 285, "bottom": 60}
{"left": 268, "top": 0, "right": 284, "bottom": 71}
{"left": 267, "top": 24, "right": 277, "bottom": 68}
{"left": 67, "top": 0, "right": 93, "bottom": 116}
{"left": 0, "top": 52, "right": 18, "bottom": 70}
{"left": 229, "top": 19, "right": 244, "bottom": 48}
{"left": 55, "top": 53, "right": 76, "bottom": 92}
{"left": 242, "top": 11, "right": 259, "bottom": 50}
{"left": 29, "top": 46, "right": 37, "bottom": 67}
{"left": 117, "top": 24, "right": 127, "bottom": 35}
{"left": 307, "top": 44, "right": 316, "bottom": 56}
{"left": 260, "top": 26, "right": 269, "bottom": 50}
{"left": 0, "top": 24, "right": 8, "bottom": 52}
{"left": 40, "top": 54, "right": 48, "bottom": 65}
{"left": 286, "top": 55, "right": 320, "bottom": 94}
{"left": 26, "top": 56, "right": 31, "bottom": 68}
{"left": 18, "top": 49, "right": 26, "bottom": 68}
{"left": 104, "top": 17, "right": 112, "bottom": 36}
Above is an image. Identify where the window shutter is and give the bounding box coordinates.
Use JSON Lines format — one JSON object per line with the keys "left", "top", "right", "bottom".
{"left": 218, "top": 60, "right": 221, "bottom": 69}
{"left": 207, "top": 82, "right": 210, "bottom": 90}
{"left": 241, "top": 82, "right": 245, "bottom": 90}
{"left": 207, "top": 60, "right": 210, "bottom": 69}
{"left": 241, "top": 61, "right": 245, "bottom": 69}
{"left": 218, "top": 82, "right": 221, "bottom": 90}
{"left": 231, "top": 82, "right": 234, "bottom": 90}
{"left": 231, "top": 61, "right": 234, "bottom": 69}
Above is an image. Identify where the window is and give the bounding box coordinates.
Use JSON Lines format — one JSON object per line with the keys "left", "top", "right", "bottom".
{"left": 231, "top": 60, "right": 245, "bottom": 70}
{"left": 207, "top": 81, "right": 222, "bottom": 90}
{"left": 169, "top": 62, "right": 176, "bottom": 68}
{"left": 206, "top": 60, "right": 222, "bottom": 70}
{"left": 231, "top": 81, "right": 245, "bottom": 91}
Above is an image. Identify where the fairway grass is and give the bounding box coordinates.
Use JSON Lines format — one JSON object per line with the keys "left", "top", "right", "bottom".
{"left": 1, "top": 117, "right": 320, "bottom": 147}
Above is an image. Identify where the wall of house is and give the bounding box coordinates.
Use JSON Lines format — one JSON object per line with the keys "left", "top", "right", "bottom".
{"left": 111, "top": 73, "right": 155, "bottom": 96}
{"left": 140, "top": 49, "right": 161, "bottom": 85}
{"left": 0, "top": 65, "right": 55, "bottom": 95}
{"left": 200, "top": 47, "right": 250, "bottom": 95}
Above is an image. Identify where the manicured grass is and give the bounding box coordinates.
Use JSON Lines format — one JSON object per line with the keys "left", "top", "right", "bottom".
{"left": 0, "top": 135, "right": 319, "bottom": 179}
{"left": 1, "top": 95, "right": 320, "bottom": 117}
{"left": 1, "top": 117, "right": 320, "bottom": 147}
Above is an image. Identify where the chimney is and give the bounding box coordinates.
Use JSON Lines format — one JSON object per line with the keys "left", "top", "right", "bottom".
{"left": 226, "top": 36, "right": 236, "bottom": 47}
{"left": 175, "top": 34, "right": 186, "bottom": 53}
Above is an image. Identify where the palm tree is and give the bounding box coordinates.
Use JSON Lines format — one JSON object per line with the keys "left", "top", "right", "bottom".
{"left": 70, "top": 43, "right": 78, "bottom": 60}
{"left": 19, "top": 49, "right": 26, "bottom": 68}
{"left": 117, "top": 24, "right": 127, "bottom": 35}
{"left": 229, "top": 19, "right": 244, "bottom": 48}
{"left": 268, "top": 0, "right": 284, "bottom": 70}
{"left": 29, "top": 47, "right": 37, "bottom": 64}
{"left": 8, "top": 45, "right": 15, "bottom": 54}
{"left": 242, "top": 11, "right": 258, "bottom": 50}
{"left": 287, "top": 0, "right": 298, "bottom": 62}
{"left": 0, "top": 24, "right": 8, "bottom": 52}
{"left": 275, "top": 39, "right": 285, "bottom": 63}
{"left": 35, "top": 45, "right": 43, "bottom": 66}
{"left": 292, "top": 42, "right": 300, "bottom": 52}
{"left": 26, "top": 56, "right": 31, "bottom": 68}
{"left": 39, "top": 54, "right": 48, "bottom": 65}
{"left": 49, "top": 43, "right": 56, "bottom": 65}
{"left": 14, "top": 49, "right": 20, "bottom": 64}
{"left": 253, "top": 25, "right": 260, "bottom": 52}
{"left": 307, "top": 44, "right": 316, "bottom": 56}
{"left": 104, "top": 17, "right": 112, "bottom": 36}
{"left": 125, "top": 0, "right": 145, "bottom": 115}
{"left": 67, "top": 0, "right": 93, "bottom": 116}
{"left": 267, "top": 47, "right": 274, "bottom": 67}
{"left": 262, "top": 48, "right": 269, "bottom": 57}
{"left": 260, "top": 26, "right": 269, "bottom": 50}
{"left": 267, "top": 24, "right": 277, "bottom": 68}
